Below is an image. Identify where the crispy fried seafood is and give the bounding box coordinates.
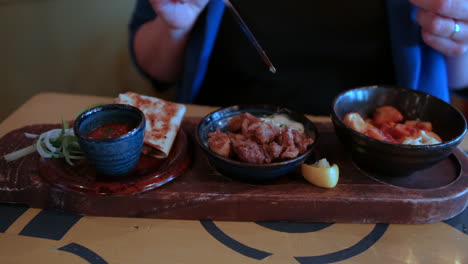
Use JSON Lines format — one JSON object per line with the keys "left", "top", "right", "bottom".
{"left": 208, "top": 113, "right": 314, "bottom": 164}
{"left": 344, "top": 105, "right": 442, "bottom": 145}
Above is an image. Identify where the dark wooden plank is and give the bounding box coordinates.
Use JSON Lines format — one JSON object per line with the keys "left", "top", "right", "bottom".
{"left": 0, "top": 119, "right": 467, "bottom": 224}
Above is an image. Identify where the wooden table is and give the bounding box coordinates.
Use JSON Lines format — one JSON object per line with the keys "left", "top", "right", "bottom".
{"left": 0, "top": 92, "right": 466, "bottom": 264}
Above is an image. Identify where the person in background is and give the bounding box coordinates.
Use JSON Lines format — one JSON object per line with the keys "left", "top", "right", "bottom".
{"left": 128, "top": 0, "right": 468, "bottom": 115}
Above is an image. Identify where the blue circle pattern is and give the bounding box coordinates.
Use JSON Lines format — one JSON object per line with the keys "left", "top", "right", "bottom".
{"left": 201, "top": 220, "right": 390, "bottom": 263}
{"left": 255, "top": 221, "right": 334, "bottom": 233}
{"left": 0, "top": 203, "right": 466, "bottom": 263}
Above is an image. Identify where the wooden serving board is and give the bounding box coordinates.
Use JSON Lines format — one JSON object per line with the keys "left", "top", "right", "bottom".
{"left": 0, "top": 119, "right": 467, "bottom": 224}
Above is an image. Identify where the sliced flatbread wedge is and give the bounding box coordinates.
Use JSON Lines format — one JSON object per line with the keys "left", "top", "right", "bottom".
{"left": 115, "top": 92, "right": 186, "bottom": 158}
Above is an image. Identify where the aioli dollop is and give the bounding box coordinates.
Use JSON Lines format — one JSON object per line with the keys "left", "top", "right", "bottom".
{"left": 262, "top": 114, "right": 304, "bottom": 132}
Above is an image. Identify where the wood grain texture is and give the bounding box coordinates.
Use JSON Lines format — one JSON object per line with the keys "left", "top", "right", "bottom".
{"left": 0, "top": 119, "right": 467, "bottom": 224}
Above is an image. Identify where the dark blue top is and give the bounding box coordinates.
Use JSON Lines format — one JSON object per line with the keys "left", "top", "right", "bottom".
{"left": 129, "top": 0, "right": 450, "bottom": 113}
{"left": 195, "top": 0, "right": 396, "bottom": 114}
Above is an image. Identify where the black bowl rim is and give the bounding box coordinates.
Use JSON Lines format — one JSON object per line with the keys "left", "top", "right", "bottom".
{"left": 195, "top": 104, "right": 318, "bottom": 168}
{"left": 331, "top": 85, "right": 468, "bottom": 149}
{"left": 73, "top": 103, "right": 146, "bottom": 142}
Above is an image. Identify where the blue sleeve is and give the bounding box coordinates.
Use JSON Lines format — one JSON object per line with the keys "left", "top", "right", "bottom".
{"left": 386, "top": 0, "right": 450, "bottom": 102}
{"left": 128, "top": 0, "right": 174, "bottom": 91}
{"left": 175, "top": 0, "right": 225, "bottom": 103}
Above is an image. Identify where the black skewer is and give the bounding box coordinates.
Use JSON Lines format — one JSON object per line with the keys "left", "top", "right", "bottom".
{"left": 222, "top": 0, "right": 277, "bottom": 74}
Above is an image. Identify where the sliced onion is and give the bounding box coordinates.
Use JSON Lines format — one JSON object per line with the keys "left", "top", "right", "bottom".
{"left": 4, "top": 126, "right": 82, "bottom": 164}
{"left": 36, "top": 133, "right": 53, "bottom": 158}
{"left": 3, "top": 145, "right": 37, "bottom": 162}
{"left": 43, "top": 129, "right": 61, "bottom": 153}
{"left": 24, "top": 133, "right": 38, "bottom": 139}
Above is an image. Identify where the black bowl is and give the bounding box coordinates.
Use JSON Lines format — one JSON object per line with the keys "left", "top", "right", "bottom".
{"left": 195, "top": 105, "right": 318, "bottom": 181}
{"left": 331, "top": 85, "right": 467, "bottom": 176}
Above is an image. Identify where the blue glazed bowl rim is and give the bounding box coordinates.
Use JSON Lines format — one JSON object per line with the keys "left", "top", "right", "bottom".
{"left": 331, "top": 85, "right": 468, "bottom": 149}
{"left": 195, "top": 104, "right": 318, "bottom": 168}
{"left": 73, "top": 103, "right": 146, "bottom": 142}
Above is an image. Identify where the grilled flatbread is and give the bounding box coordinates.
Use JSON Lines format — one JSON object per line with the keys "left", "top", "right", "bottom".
{"left": 115, "top": 92, "right": 186, "bottom": 158}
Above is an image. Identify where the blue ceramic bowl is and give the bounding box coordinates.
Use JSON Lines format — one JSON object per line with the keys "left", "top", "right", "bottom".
{"left": 331, "top": 85, "right": 467, "bottom": 176}
{"left": 195, "top": 105, "right": 318, "bottom": 181}
{"left": 73, "top": 104, "right": 146, "bottom": 177}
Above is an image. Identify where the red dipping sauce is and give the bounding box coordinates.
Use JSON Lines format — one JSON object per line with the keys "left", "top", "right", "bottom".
{"left": 87, "top": 123, "right": 132, "bottom": 139}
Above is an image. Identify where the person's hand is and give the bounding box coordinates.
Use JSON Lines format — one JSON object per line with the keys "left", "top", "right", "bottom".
{"left": 409, "top": 0, "right": 468, "bottom": 56}
{"left": 150, "top": 0, "right": 210, "bottom": 31}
